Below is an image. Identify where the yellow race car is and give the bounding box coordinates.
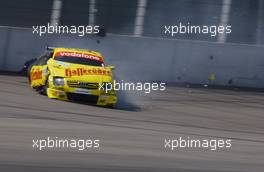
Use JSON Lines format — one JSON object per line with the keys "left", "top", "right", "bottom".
{"left": 28, "top": 47, "right": 117, "bottom": 107}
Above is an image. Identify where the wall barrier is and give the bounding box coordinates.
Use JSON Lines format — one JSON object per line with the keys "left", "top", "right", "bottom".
{"left": 0, "top": 27, "right": 264, "bottom": 88}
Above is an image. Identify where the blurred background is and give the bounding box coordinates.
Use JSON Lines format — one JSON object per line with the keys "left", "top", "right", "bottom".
{"left": 0, "top": 0, "right": 263, "bottom": 44}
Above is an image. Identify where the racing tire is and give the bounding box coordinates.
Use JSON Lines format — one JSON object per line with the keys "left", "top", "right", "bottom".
{"left": 106, "top": 104, "right": 115, "bottom": 109}
{"left": 41, "top": 80, "right": 49, "bottom": 95}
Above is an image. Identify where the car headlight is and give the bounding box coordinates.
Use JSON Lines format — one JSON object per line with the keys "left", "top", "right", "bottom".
{"left": 53, "top": 77, "right": 65, "bottom": 86}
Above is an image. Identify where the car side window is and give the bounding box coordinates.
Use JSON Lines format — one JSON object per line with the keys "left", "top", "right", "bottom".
{"left": 35, "top": 56, "right": 45, "bottom": 66}
{"left": 36, "top": 53, "right": 51, "bottom": 66}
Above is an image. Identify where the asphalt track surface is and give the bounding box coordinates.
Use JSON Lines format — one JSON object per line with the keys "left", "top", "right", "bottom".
{"left": 0, "top": 75, "right": 263, "bottom": 172}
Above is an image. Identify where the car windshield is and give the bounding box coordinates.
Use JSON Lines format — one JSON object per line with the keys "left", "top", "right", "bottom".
{"left": 55, "top": 56, "right": 104, "bottom": 67}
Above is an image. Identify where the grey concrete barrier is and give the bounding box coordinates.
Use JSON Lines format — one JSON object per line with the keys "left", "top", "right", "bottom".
{"left": 0, "top": 27, "right": 264, "bottom": 88}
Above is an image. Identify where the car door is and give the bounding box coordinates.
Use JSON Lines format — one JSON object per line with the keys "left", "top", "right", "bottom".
{"left": 30, "top": 54, "right": 50, "bottom": 88}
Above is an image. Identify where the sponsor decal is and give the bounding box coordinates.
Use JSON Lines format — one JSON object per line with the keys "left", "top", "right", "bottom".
{"left": 30, "top": 70, "right": 42, "bottom": 80}
{"left": 65, "top": 68, "right": 111, "bottom": 77}
{"left": 55, "top": 51, "right": 103, "bottom": 62}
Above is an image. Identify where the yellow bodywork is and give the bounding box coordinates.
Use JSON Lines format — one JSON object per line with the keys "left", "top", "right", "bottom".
{"left": 29, "top": 47, "right": 117, "bottom": 107}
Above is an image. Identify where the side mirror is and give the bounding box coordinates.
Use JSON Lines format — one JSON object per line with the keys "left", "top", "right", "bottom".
{"left": 107, "top": 65, "right": 115, "bottom": 70}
